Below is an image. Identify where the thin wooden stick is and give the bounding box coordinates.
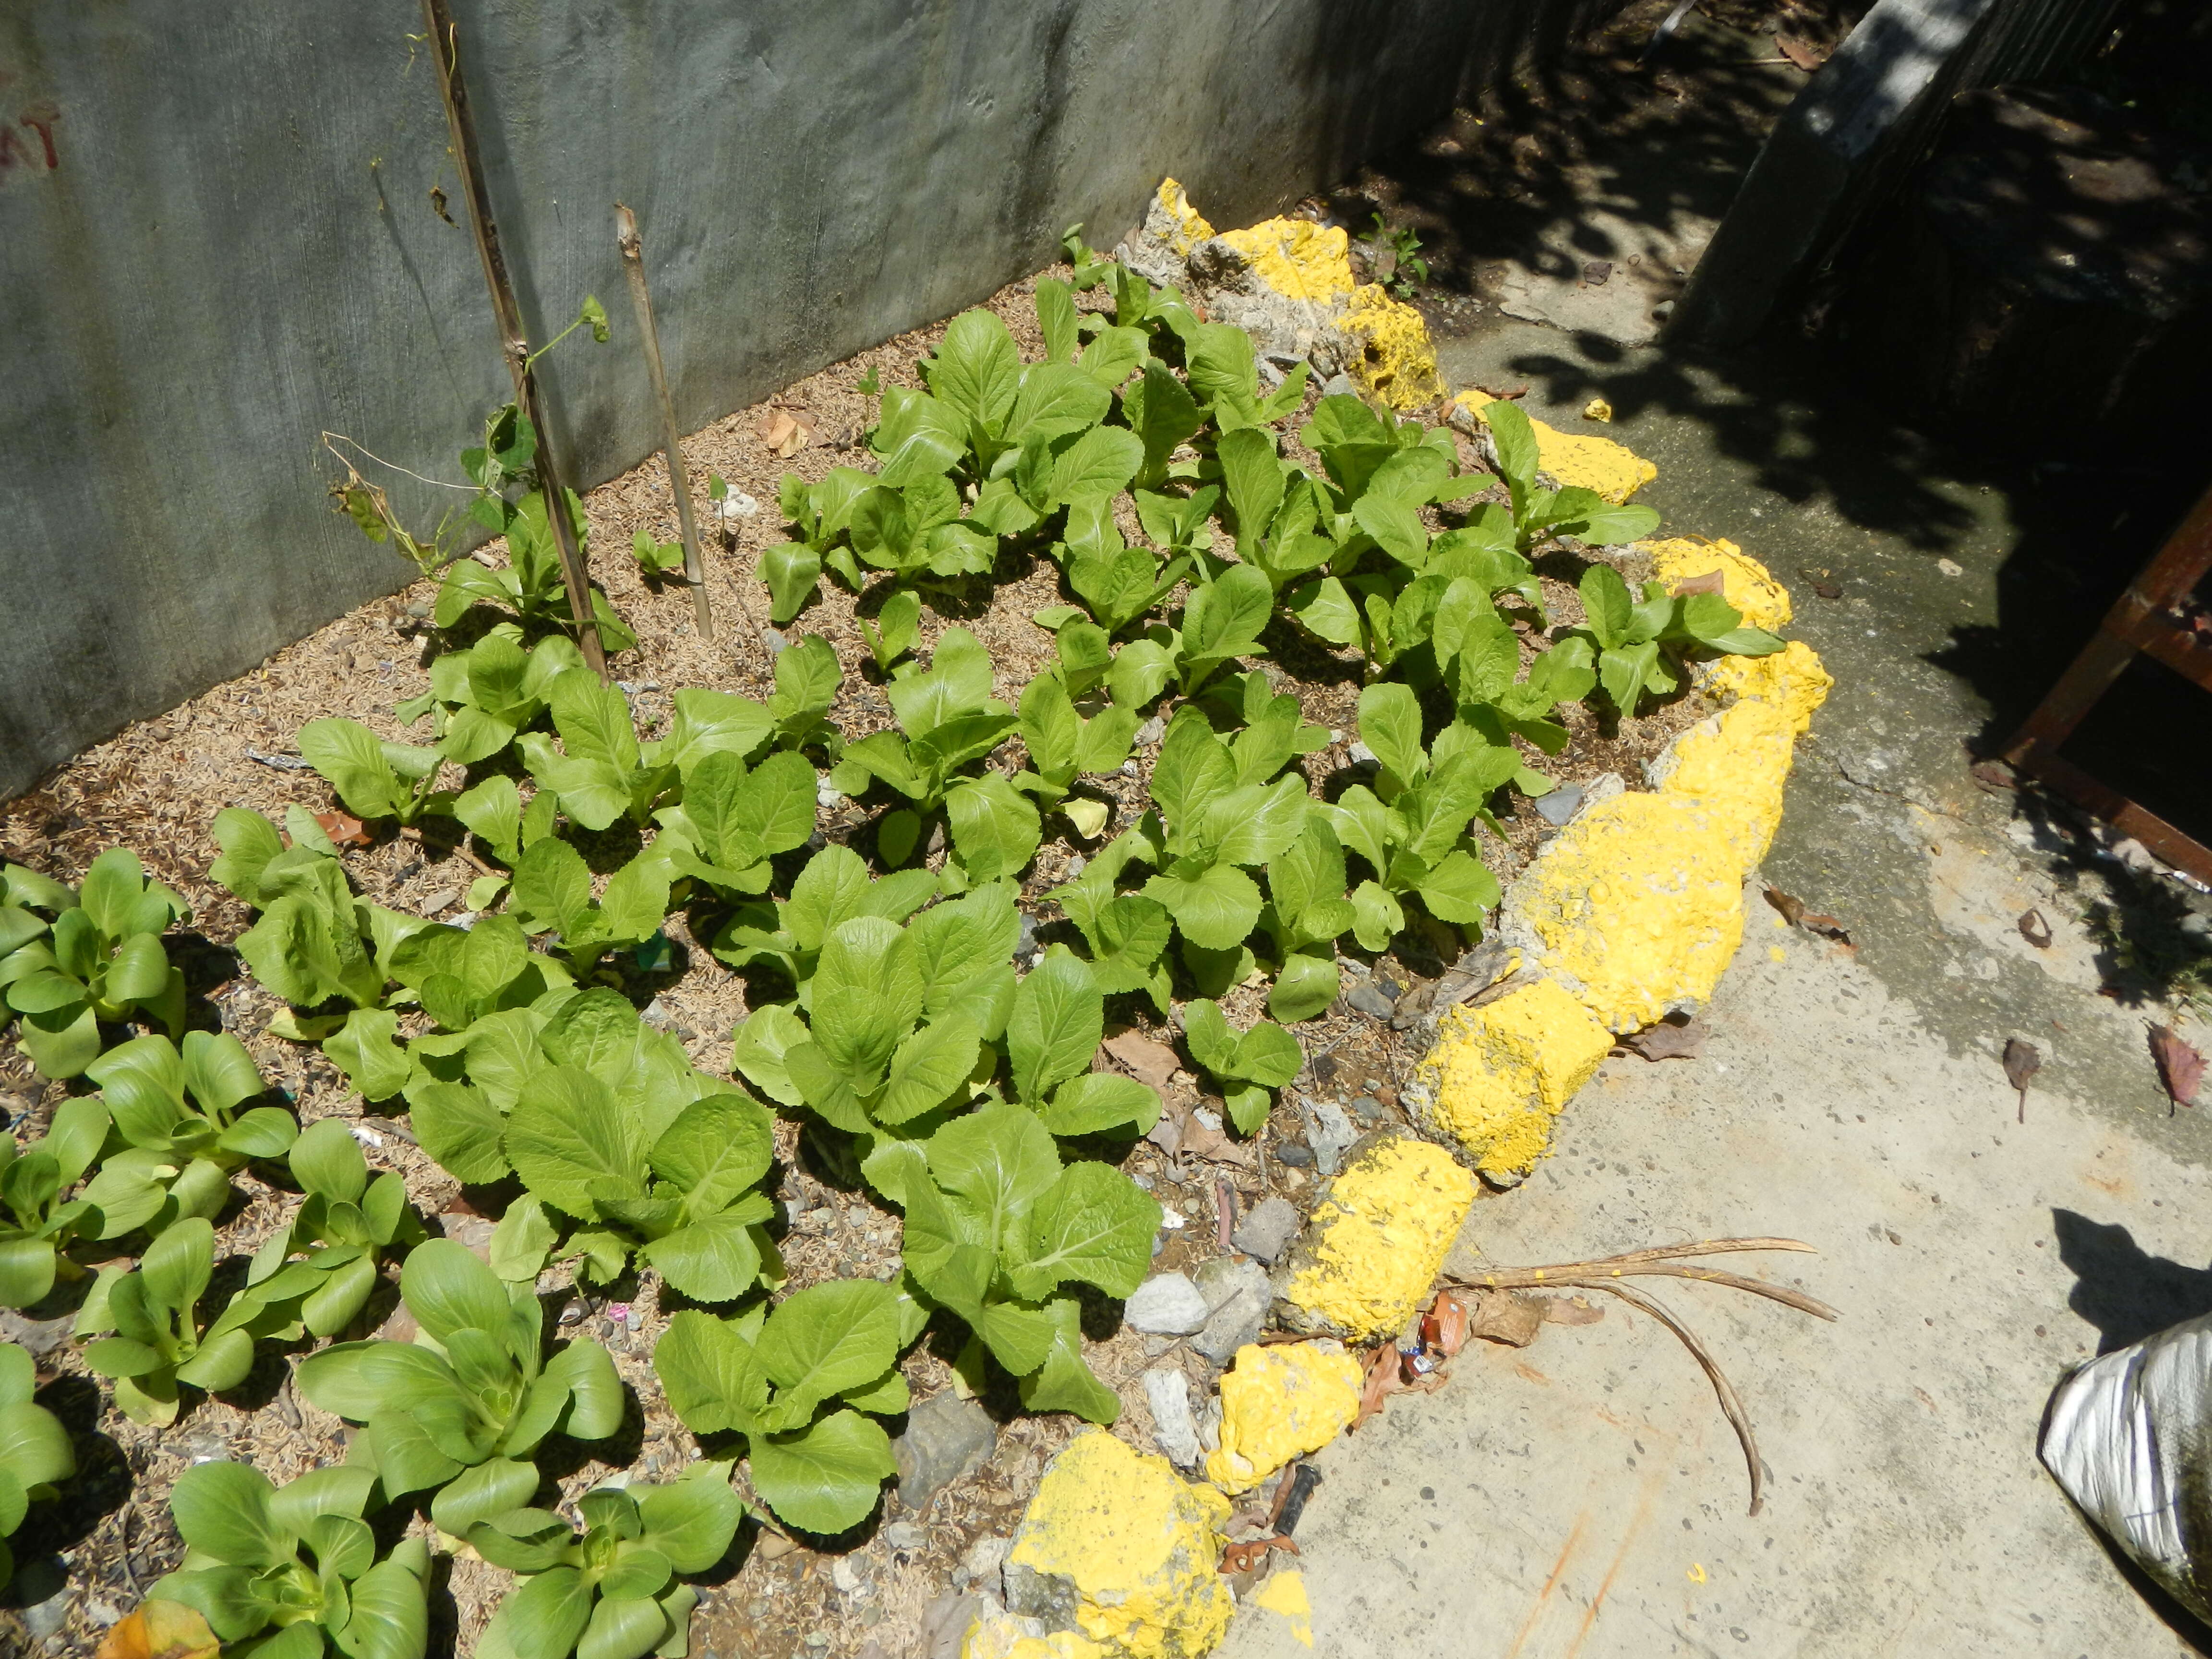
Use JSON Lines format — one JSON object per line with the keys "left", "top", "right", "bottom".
{"left": 614, "top": 203, "right": 716, "bottom": 643}
{"left": 1449, "top": 1265, "right": 1839, "bottom": 1322}
{"left": 1583, "top": 1280, "right": 1769, "bottom": 1516}
{"left": 421, "top": 0, "right": 607, "bottom": 678}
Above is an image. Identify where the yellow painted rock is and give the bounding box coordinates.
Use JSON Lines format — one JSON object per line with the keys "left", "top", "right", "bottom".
{"left": 1506, "top": 792, "right": 1750, "bottom": 1033}
{"left": 1001, "top": 1430, "right": 1233, "bottom": 1659}
{"left": 1644, "top": 537, "right": 1792, "bottom": 630}
{"left": 1215, "top": 218, "right": 1356, "bottom": 304}
{"left": 1455, "top": 389, "right": 1657, "bottom": 503}
{"left": 1701, "top": 638, "right": 1833, "bottom": 734}
{"left": 1204, "top": 1342, "right": 1364, "bottom": 1493}
{"left": 1651, "top": 697, "right": 1801, "bottom": 867}
{"left": 1341, "top": 286, "right": 1445, "bottom": 410}
{"left": 1148, "top": 178, "right": 1216, "bottom": 257}
{"left": 1283, "top": 1134, "right": 1475, "bottom": 1339}
{"left": 1414, "top": 977, "right": 1614, "bottom": 1178}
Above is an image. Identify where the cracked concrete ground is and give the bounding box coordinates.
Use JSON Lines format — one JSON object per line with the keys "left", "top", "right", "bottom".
{"left": 1217, "top": 316, "right": 2212, "bottom": 1658}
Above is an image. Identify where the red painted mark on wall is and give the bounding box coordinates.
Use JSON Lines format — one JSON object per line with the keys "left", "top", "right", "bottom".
{"left": 0, "top": 98, "right": 60, "bottom": 178}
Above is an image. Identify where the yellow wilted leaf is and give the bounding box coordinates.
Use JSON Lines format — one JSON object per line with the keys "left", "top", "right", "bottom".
{"left": 96, "top": 1601, "right": 221, "bottom": 1659}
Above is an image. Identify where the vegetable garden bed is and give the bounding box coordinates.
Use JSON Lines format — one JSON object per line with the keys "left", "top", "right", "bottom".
{"left": 0, "top": 216, "right": 1785, "bottom": 1659}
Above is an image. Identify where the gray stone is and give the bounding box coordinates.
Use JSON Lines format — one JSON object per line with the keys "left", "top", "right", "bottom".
{"left": 1273, "top": 1140, "right": 1315, "bottom": 1167}
{"left": 922, "top": 1592, "right": 985, "bottom": 1659}
{"left": 893, "top": 1394, "right": 998, "bottom": 1515}
{"left": 1298, "top": 1094, "right": 1357, "bottom": 1176}
{"left": 1321, "top": 372, "right": 1359, "bottom": 401}
{"left": 1123, "top": 1272, "right": 1211, "bottom": 1335}
{"left": 1533, "top": 782, "right": 1583, "bottom": 827}
{"left": 1349, "top": 1094, "right": 1385, "bottom": 1124}
{"left": 1190, "top": 1282, "right": 1269, "bottom": 1365}
{"left": 1346, "top": 740, "right": 1378, "bottom": 767}
{"left": 0, "top": 1309, "right": 73, "bottom": 1358}
{"left": 1193, "top": 1254, "right": 1269, "bottom": 1313}
{"left": 1231, "top": 1195, "right": 1300, "bottom": 1264}
{"left": 1143, "top": 1367, "right": 1202, "bottom": 1469}
{"left": 22, "top": 1588, "right": 69, "bottom": 1645}
{"left": 883, "top": 1521, "right": 926, "bottom": 1551}
{"left": 954, "top": 1534, "right": 1011, "bottom": 1589}
{"left": 1134, "top": 716, "right": 1166, "bottom": 745}
{"left": 1345, "top": 978, "right": 1396, "bottom": 1019}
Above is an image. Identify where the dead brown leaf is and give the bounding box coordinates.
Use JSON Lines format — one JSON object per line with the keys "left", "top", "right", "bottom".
{"left": 1353, "top": 1342, "right": 1405, "bottom": 1429}
{"left": 1672, "top": 569, "right": 1728, "bottom": 597}
{"left": 1967, "top": 759, "right": 2017, "bottom": 795}
{"left": 1764, "top": 885, "right": 1851, "bottom": 945}
{"left": 2018, "top": 908, "right": 2053, "bottom": 950}
{"left": 1622, "top": 1015, "right": 1706, "bottom": 1061}
{"left": 1811, "top": 579, "right": 1843, "bottom": 600}
{"left": 1478, "top": 383, "right": 1529, "bottom": 400}
{"left": 1464, "top": 1286, "right": 1546, "bottom": 1348}
{"left": 2003, "top": 1037, "right": 2042, "bottom": 1123}
{"left": 313, "top": 809, "right": 371, "bottom": 848}
{"left": 756, "top": 407, "right": 818, "bottom": 459}
{"left": 1776, "top": 33, "right": 1829, "bottom": 70}
{"left": 1762, "top": 884, "right": 1804, "bottom": 926}
{"left": 1218, "top": 1537, "right": 1300, "bottom": 1574}
{"left": 97, "top": 1604, "right": 221, "bottom": 1659}
{"left": 2150, "top": 1024, "right": 2205, "bottom": 1111}
{"left": 1542, "top": 1294, "right": 1605, "bottom": 1326}
{"left": 1105, "top": 1030, "right": 1180, "bottom": 1089}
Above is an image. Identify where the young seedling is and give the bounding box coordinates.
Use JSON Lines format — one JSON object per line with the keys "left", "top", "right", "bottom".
{"left": 713, "top": 843, "right": 940, "bottom": 1002}
{"left": 0, "top": 1344, "right": 75, "bottom": 1593}
{"left": 75, "top": 1217, "right": 304, "bottom": 1426}
{"left": 859, "top": 587, "right": 923, "bottom": 675}
{"left": 1475, "top": 398, "right": 1663, "bottom": 555}
{"left": 505, "top": 838, "right": 674, "bottom": 972}
{"left": 876, "top": 1103, "right": 1158, "bottom": 1424}
{"left": 0, "top": 849, "right": 189, "bottom": 1079}
{"left": 470, "top": 1471, "right": 744, "bottom": 1659}
{"left": 145, "top": 1461, "right": 430, "bottom": 1659}
{"left": 1006, "top": 951, "right": 1162, "bottom": 1136}
{"left": 655, "top": 1283, "right": 918, "bottom": 1534}
{"left": 835, "top": 627, "right": 1036, "bottom": 879}
{"left": 246, "top": 1118, "right": 426, "bottom": 1339}
{"left": 632, "top": 527, "right": 687, "bottom": 577}
{"left": 75, "top": 1031, "right": 297, "bottom": 1240}
{"left": 394, "top": 629, "right": 586, "bottom": 766}
{"left": 1011, "top": 655, "right": 1139, "bottom": 840}
{"left": 1260, "top": 817, "right": 1358, "bottom": 1023}
{"left": 0, "top": 1097, "right": 106, "bottom": 1309}
{"left": 502, "top": 1068, "right": 780, "bottom": 1302}
{"left": 654, "top": 748, "right": 819, "bottom": 901}
{"left": 296, "top": 1239, "right": 623, "bottom": 1531}
{"left": 1570, "top": 563, "right": 1784, "bottom": 718}
{"left": 1182, "top": 999, "right": 1303, "bottom": 1134}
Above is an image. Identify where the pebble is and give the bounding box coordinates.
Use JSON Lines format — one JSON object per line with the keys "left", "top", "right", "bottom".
{"left": 1123, "top": 1272, "right": 1212, "bottom": 1335}
{"left": 1348, "top": 1094, "right": 1385, "bottom": 1124}
{"left": 1298, "top": 1094, "right": 1357, "bottom": 1176}
{"left": 1346, "top": 740, "right": 1378, "bottom": 767}
{"left": 817, "top": 781, "right": 844, "bottom": 809}
{"left": 1533, "top": 783, "right": 1583, "bottom": 827}
{"left": 1273, "top": 1141, "right": 1315, "bottom": 1168}
{"left": 1231, "top": 1196, "right": 1300, "bottom": 1264}
{"left": 894, "top": 1394, "right": 998, "bottom": 1515}
{"left": 1143, "top": 1368, "right": 1202, "bottom": 1468}
{"left": 22, "top": 1588, "right": 69, "bottom": 1643}
{"left": 763, "top": 629, "right": 789, "bottom": 655}
{"left": 420, "top": 887, "right": 460, "bottom": 914}
{"left": 1345, "top": 979, "right": 1396, "bottom": 1019}
{"left": 883, "top": 1521, "right": 926, "bottom": 1551}
{"left": 954, "top": 1534, "right": 1010, "bottom": 1589}
{"left": 831, "top": 1557, "right": 867, "bottom": 1595}
{"left": 1134, "top": 717, "right": 1166, "bottom": 745}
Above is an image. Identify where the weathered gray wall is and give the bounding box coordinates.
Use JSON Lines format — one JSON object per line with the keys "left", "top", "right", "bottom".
{"left": 0, "top": 0, "right": 1606, "bottom": 799}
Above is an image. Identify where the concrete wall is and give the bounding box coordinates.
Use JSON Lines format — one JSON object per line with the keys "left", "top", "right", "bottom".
{"left": 0, "top": 0, "right": 1604, "bottom": 799}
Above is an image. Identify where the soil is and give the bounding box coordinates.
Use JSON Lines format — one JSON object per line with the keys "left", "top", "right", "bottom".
{"left": 0, "top": 263, "right": 1717, "bottom": 1659}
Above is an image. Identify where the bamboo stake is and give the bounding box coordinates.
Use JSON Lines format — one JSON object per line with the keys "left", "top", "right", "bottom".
{"left": 614, "top": 203, "right": 716, "bottom": 642}
{"left": 420, "top": 0, "right": 607, "bottom": 678}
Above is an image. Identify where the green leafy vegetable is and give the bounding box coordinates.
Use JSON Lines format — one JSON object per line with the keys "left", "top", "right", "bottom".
{"left": 246, "top": 1118, "right": 426, "bottom": 1338}
{"left": 1181, "top": 1000, "right": 1302, "bottom": 1134}
{"left": 0, "top": 849, "right": 189, "bottom": 1079}
{"left": 0, "top": 1344, "right": 75, "bottom": 1593}
{"left": 0, "top": 1097, "right": 106, "bottom": 1309}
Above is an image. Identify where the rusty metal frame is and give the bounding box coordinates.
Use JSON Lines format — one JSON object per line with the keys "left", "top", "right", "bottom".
{"left": 2003, "top": 479, "right": 2212, "bottom": 885}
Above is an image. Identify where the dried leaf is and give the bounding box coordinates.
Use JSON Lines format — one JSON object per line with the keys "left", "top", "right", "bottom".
{"left": 1762, "top": 885, "right": 1804, "bottom": 926}
{"left": 1811, "top": 579, "right": 1842, "bottom": 600}
{"left": 1105, "top": 1031, "right": 1181, "bottom": 1090}
{"left": 1353, "top": 1342, "right": 1405, "bottom": 1429}
{"left": 1542, "top": 1294, "right": 1605, "bottom": 1326}
{"left": 98, "top": 1604, "right": 221, "bottom": 1659}
{"left": 1764, "top": 885, "right": 1851, "bottom": 945}
{"left": 1968, "top": 760, "right": 2017, "bottom": 795}
{"left": 2002, "top": 1037, "right": 2041, "bottom": 1122}
{"left": 1775, "top": 33, "right": 1829, "bottom": 70}
{"left": 1800, "top": 912, "right": 1853, "bottom": 946}
{"left": 2018, "top": 908, "right": 2053, "bottom": 950}
{"left": 1623, "top": 1015, "right": 1705, "bottom": 1061}
{"left": 2150, "top": 1024, "right": 2205, "bottom": 1110}
{"left": 314, "top": 809, "right": 371, "bottom": 848}
{"left": 757, "top": 408, "right": 817, "bottom": 459}
{"left": 1672, "top": 569, "right": 1728, "bottom": 598}
{"left": 1464, "top": 1286, "right": 1546, "bottom": 1348}
{"left": 1218, "top": 1537, "right": 1299, "bottom": 1574}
